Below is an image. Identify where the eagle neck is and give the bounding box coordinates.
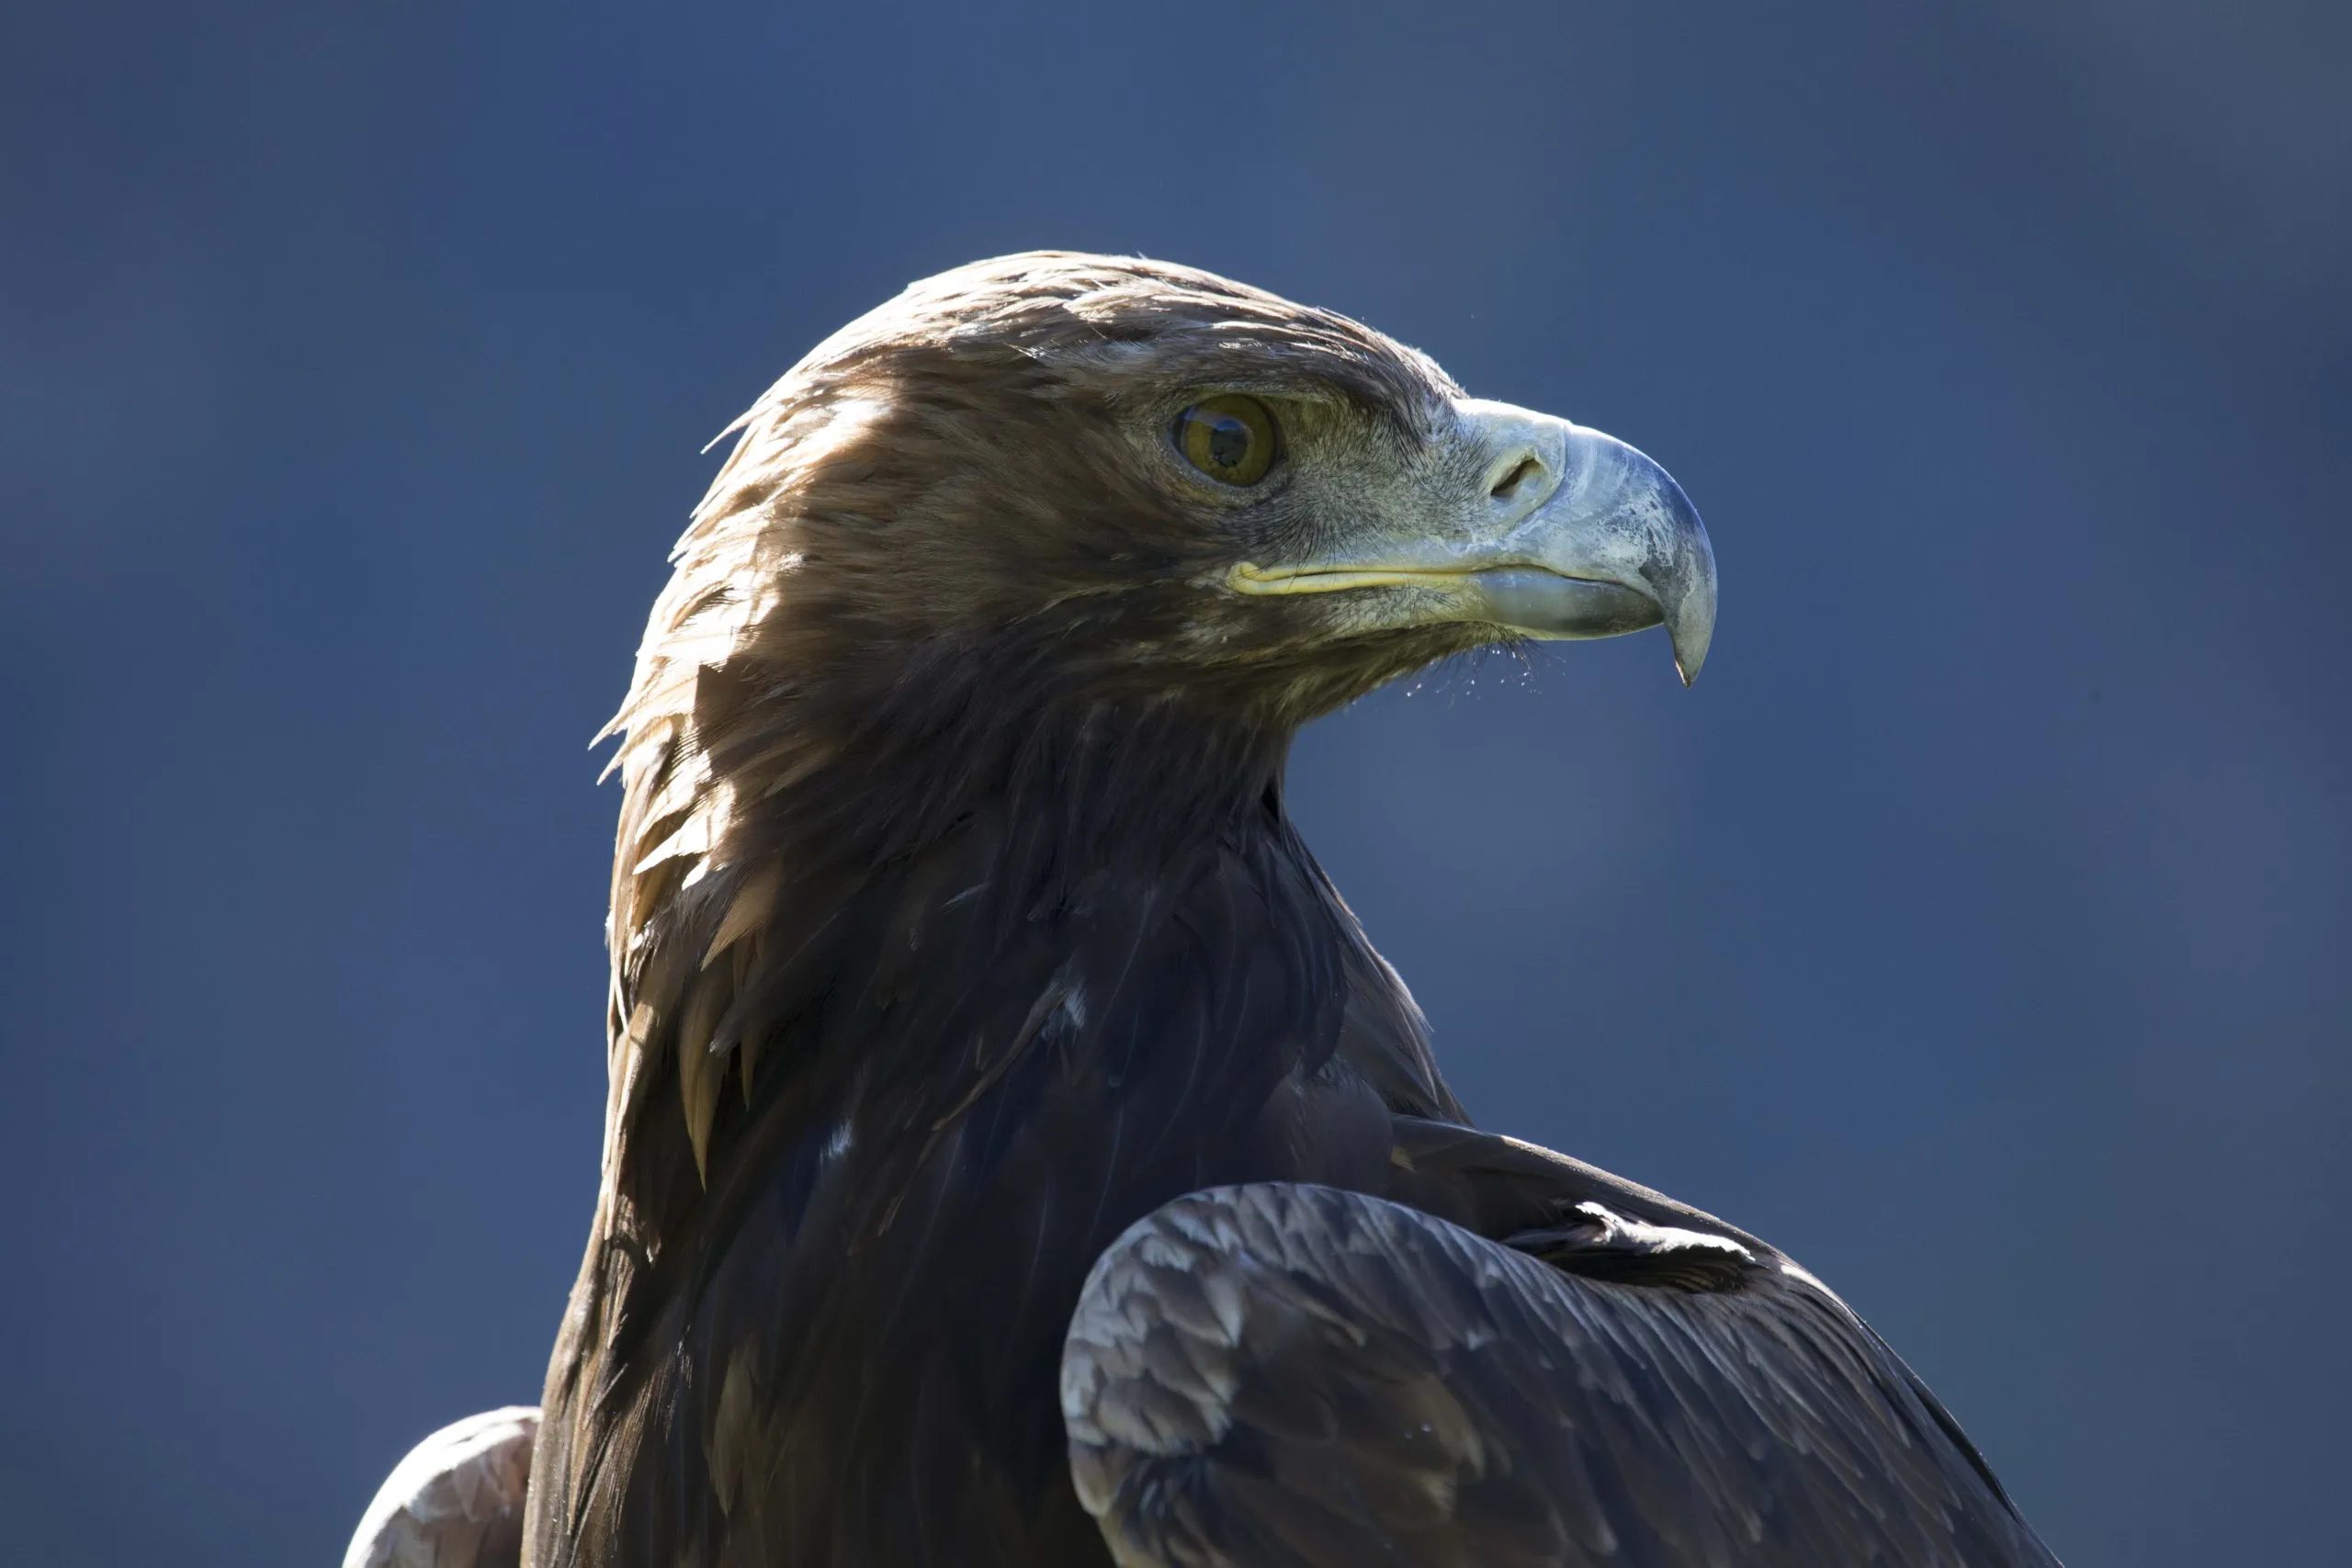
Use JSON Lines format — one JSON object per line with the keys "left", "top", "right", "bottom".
{"left": 784, "top": 645, "right": 1305, "bottom": 879}
{"left": 635, "top": 642, "right": 1357, "bottom": 1235}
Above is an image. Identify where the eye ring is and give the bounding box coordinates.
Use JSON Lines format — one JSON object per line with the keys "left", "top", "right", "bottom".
{"left": 1173, "top": 395, "right": 1279, "bottom": 487}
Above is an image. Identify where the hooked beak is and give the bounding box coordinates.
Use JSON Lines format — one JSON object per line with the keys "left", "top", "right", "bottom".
{"left": 1228, "top": 399, "right": 1718, "bottom": 684}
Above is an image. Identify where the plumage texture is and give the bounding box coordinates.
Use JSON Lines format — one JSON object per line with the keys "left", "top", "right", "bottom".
{"left": 345, "top": 1407, "right": 537, "bottom": 1568}
{"left": 1065, "top": 1184, "right": 2054, "bottom": 1568}
{"left": 511, "top": 252, "right": 2055, "bottom": 1568}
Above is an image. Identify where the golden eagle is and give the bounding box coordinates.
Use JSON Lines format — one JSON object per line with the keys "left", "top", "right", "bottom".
{"left": 346, "top": 254, "right": 2057, "bottom": 1568}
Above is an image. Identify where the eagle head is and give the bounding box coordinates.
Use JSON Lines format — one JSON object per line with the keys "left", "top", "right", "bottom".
{"left": 596, "top": 253, "right": 1714, "bottom": 1172}
{"left": 622, "top": 251, "right": 1712, "bottom": 756}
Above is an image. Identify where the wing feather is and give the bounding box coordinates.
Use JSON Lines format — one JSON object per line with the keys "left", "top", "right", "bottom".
{"left": 1063, "top": 1185, "right": 2057, "bottom": 1568}
{"left": 344, "top": 1407, "right": 539, "bottom": 1568}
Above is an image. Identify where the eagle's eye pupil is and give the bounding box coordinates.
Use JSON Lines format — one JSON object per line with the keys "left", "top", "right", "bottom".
{"left": 1175, "top": 395, "right": 1277, "bottom": 486}
{"left": 1208, "top": 417, "right": 1250, "bottom": 468}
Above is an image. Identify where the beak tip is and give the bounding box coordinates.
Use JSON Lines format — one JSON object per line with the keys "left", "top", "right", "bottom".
{"left": 1670, "top": 623, "right": 1711, "bottom": 685}
{"left": 1668, "top": 610, "right": 1713, "bottom": 687}
{"left": 1668, "top": 537, "right": 1716, "bottom": 689}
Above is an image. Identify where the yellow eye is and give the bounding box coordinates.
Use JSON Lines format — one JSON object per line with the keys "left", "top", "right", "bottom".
{"left": 1174, "top": 395, "right": 1278, "bottom": 486}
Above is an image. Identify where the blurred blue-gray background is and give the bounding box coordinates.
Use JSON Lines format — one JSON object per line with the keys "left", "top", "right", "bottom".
{"left": 4, "top": 4, "right": 2346, "bottom": 1563}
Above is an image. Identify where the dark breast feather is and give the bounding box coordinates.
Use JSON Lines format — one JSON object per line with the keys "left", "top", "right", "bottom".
{"left": 1061, "top": 1179, "right": 2060, "bottom": 1568}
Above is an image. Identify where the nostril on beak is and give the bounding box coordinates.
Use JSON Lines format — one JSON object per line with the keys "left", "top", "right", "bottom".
{"left": 1490, "top": 456, "right": 1544, "bottom": 501}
